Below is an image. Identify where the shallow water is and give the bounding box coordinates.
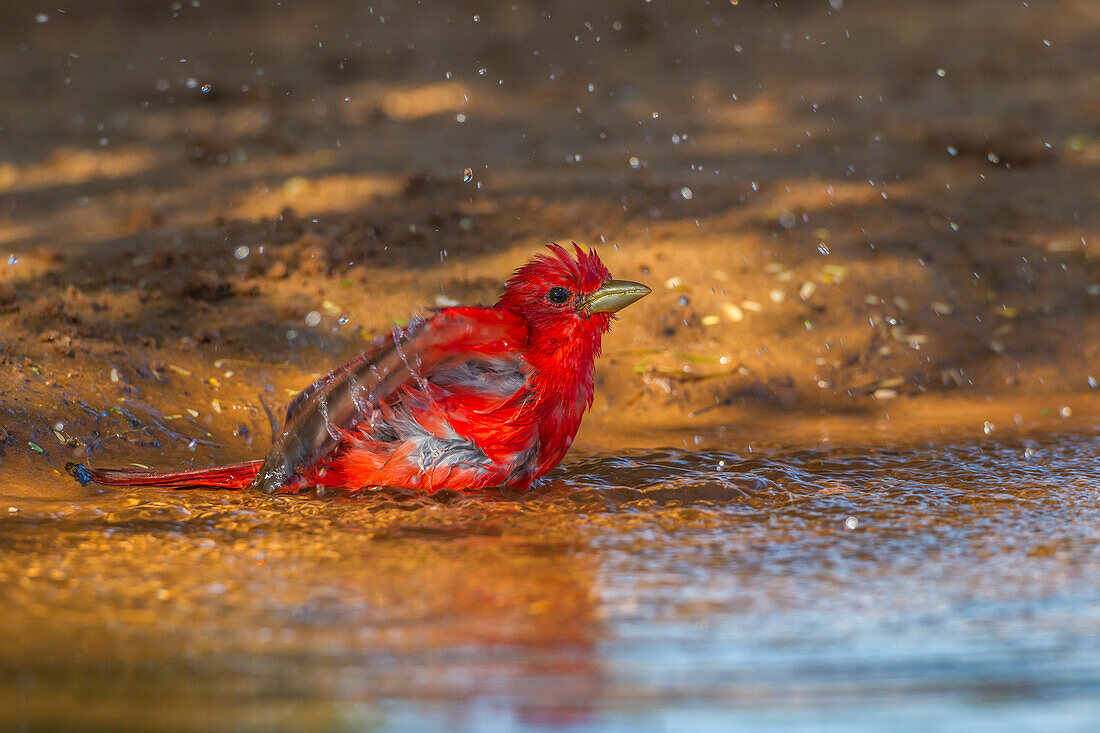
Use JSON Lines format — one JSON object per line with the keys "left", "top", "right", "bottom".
{"left": 3, "top": 432, "right": 1100, "bottom": 731}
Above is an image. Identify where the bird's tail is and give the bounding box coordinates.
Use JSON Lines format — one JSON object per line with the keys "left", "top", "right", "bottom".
{"left": 66, "top": 460, "right": 263, "bottom": 490}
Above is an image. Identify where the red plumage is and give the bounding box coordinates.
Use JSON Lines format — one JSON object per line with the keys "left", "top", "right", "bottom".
{"left": 68, "top": 244, "right": 649, "bottom": 494}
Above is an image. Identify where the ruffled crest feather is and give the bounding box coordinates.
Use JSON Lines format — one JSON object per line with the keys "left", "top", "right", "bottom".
{"left": 501, "top": 242, "right": 611, "bottom": 298}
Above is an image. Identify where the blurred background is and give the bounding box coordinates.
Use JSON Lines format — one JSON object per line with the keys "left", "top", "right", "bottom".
{"left": 1, "top": 1, "right": 1100, "bottom": 731}
{"left": 2, "top": 0, "right": 1098, "bottom": 433}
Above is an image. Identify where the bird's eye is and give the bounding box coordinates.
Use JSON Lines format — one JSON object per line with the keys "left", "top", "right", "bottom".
{"left": 546, "top": 286, "right": 570, "bottom": 305}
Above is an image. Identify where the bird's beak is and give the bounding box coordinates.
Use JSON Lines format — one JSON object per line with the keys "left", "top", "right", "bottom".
{"left": 580, "top": 279, "right": 651, "bottom": 314}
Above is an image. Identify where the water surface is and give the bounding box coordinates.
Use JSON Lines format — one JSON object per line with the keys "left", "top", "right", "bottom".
{"left": 2, "top": 432, "right": 1099, "bottom": 731}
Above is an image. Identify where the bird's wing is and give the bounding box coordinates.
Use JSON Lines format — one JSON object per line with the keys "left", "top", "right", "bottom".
{"left": 281, "top": 338, "right": 390, "bottom": 428}
{"left": 251, "top": 307, "right": 530, "bottom": 494}
{"left": 324, "top": 346, "right": 540, "bottom": 492}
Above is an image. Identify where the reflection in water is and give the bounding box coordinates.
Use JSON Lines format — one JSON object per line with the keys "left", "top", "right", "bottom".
{"left": 2, "top": 433, "right": 1100, "bottom": 730}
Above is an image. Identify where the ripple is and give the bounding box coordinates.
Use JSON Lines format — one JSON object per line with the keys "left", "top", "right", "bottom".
{"left": 2, "top": 431, "right": 1100, "bottom": 731}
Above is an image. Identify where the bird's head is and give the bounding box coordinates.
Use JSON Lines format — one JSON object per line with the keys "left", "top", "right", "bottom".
{"left": 496, "top": 243, "right": 650, "bottom": 357}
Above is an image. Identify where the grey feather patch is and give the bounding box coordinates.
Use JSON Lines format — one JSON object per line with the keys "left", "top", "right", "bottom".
{"left": 504, "top": 437, "right": 541, "bottom": 485}
{"left": 384, "top": 414, "right": 491, "bottom": 471}
{"left": 429, "top": 357, "right": 529, "bottom": 396}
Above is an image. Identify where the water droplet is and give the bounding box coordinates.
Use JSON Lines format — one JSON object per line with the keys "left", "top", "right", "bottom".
{"left": 304, "top": 311, "right": 322, "bottom": 327}
{"left": 187, "top": 439, "right": 197, "bottom": 451}
{"left": 462, "top": 167, "right": 474, "bottom": 182}
{"left": 947, "top": 145, "right": 958, "bottom": 156}
{"left": 680, "top": 187, "right": 693, "bottom": 200}
{"left": 983, "top": 421, "right": 995, "bottom": 435}
{"left": 455, "top": 113, "right": 466, "bottom": 123}
{"left": 472, "top": 14, "right": 480, "bottom": 22}
{"left": 233, "top": 245, "right": 250, "bottom": 260}
{"left": 477, "top": 68, "right": 487, "bottom": 76}
{"left": 338, "top": 315, "right": 350, "bottom": 325}
{"left": 817, "top": 243, "right": 830, "bottom": 255}
{"left": 6, "top": 254, "right": 18, "bottom": 266}
{"left": 844, "top": 516, "right": 858, "bottom": 530}
{"left": 628, "top": 156, "right": 641, "bottom": 169}
{"left": 936, "top": 68, "right": 946, "bottom": 78}
{"left": 678, "top": 295, "right": 690, "bottom": 307}
{"left": 35, "top": 12, "right": 49, "bottom": 23}
{"left": 201, "top": 83, "right": 213, "bottom": 94}
{"left": 1060, "top": 406, "right": 1072, "bottom": 418}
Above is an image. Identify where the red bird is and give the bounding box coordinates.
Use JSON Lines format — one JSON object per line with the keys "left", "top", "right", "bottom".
{"left": 68, "top": 244, "right": 649, "bottom": 494}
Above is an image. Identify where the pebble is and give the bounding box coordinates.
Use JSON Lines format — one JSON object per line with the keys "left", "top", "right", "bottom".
{"left": 722, "top": 303, "right": 744, "bottom": 322}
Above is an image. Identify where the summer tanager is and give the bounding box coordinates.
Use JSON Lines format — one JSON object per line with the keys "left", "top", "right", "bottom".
{"left": 68, "top": 244, "right": 649, "bottom": 494}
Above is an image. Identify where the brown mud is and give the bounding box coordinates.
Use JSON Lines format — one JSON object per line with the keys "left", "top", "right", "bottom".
{"left": 0, "top": 0, "right": 1098, "bottom": 486}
